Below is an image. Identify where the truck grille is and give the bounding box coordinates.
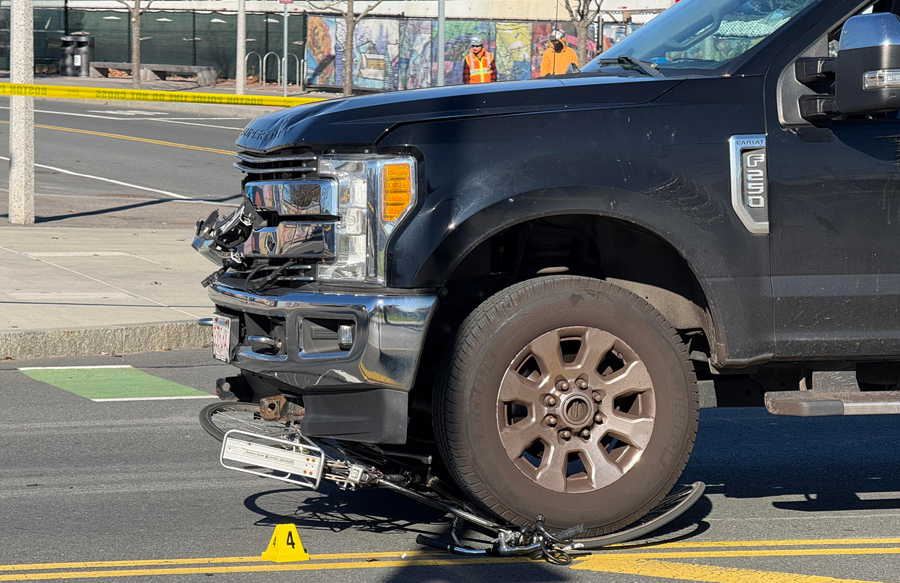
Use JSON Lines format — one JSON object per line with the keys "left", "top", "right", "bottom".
{"left": 232, "top": 149, "right": 328, "bottom": 289}
{"left": 234, "top": 150, "right": 317, "bottom": 181}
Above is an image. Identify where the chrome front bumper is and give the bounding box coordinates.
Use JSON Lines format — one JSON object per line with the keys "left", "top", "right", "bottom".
{"left": 208, "top": 282, "right": 438, "bottom": 393}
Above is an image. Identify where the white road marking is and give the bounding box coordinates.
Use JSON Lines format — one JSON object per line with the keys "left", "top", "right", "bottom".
{"left": 0, "top": 106, "right": 245, "bottom": 129}
{"left": 22, "top": 251, "right": 166, "bottom": 266}
{"left": 91, "top": 395, "right": 217, "bottom": 402}
{"left": 164, "top": 117, "right": 240, "bottom": 121}
{"left": 24, "top": 251, "right": 131, "bottom": 257}
{"left": 88, "top": 110, "right": 169, "bottom": 116}
{"left": 0, "top": 154, "right": 190, "bottom": 199}
{"left": 6, "top": 291, "right": 134, "bottom": 300}
{"left": 0, "top": 188, "right": 240, "bottom": 207}
{"left": 19, "top": 365, "right": 133, "bottom": 371}
{"left": 154, "top": 119, "right": 246, "bottom": 130}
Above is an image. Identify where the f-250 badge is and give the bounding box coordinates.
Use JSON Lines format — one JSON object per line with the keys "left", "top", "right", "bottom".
{"left": 729, "top": 135, "right": 769, "bottom": 234}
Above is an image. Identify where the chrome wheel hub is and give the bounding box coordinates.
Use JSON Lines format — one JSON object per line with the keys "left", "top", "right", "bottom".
{"left": 496, "top": 326, "right": 656, "bottom": 493}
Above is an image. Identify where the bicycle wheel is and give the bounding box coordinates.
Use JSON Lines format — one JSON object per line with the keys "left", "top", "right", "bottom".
{"left": 199, "top": 402, "right": 300, "bottom": 442}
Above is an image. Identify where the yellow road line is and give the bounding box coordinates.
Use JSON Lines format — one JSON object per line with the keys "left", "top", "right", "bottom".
{"left": 4, "top": 546, "right": 900, "bottom": 582}
{"left": 574, "top": 557, "right": 884, "bottom": 583}
{"left": 0, "top": 83, "right": 324, "bottom": 108}
{"left": 6, "top": 539, "right": 900, "bottom": 573}
{"left": 0, "top": 120, "right": 234, "bottom": 156}
{"left": 0, "top": 557, "right": 531, "bottom": 582}
{"left": 633, "top": 537, "right": 900, "bottom": 549}
{"left": 583, "top": 547, "right": 900, "bottom": 560}
{"left": 0, "top": 551, "right": 435, "bottom": 572}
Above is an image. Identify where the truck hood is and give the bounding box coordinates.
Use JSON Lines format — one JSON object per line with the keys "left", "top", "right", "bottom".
{"left": 236, "top": 75, "right": 681, "bottom": 153}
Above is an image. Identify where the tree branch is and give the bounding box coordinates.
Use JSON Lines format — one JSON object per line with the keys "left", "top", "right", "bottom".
{"left": 308, "top": 0, "right": 344, "bottom": 15}
{"left": 357, "top": 0, "right": 385, "bottom": 21}
{"left": 563, "top": 0, "right": 577, "bottom": 22}
{"left": 586, "top": 0, "right": 602, "bottom": 22}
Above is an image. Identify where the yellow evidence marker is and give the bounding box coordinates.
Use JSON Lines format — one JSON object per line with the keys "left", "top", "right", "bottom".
{"left": 261, "top": 524, "right": 310, "bottom": 562}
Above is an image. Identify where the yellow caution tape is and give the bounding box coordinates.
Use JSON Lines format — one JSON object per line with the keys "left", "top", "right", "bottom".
{"left": 0, "top": 82, "right": 325, "bottom": 108}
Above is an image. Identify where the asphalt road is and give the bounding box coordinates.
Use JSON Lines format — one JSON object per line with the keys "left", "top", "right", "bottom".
{"left": 0, "top": 97, "right": 249, "bottom": 227}
{"left": 3, "top": 349, "right": 900, "bottom": 583}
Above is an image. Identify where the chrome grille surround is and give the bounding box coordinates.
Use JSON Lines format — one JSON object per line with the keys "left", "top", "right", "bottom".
{"left": 246, "top": 180, "right": 338, "bottom": 216}
{"left": 233, "top": 149, "right": 333, "bottom": 287}
{"left": 238, "top": 223, "right": 336, "bottom": 259}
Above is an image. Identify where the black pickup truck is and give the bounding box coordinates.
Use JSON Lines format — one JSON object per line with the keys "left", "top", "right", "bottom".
{"left": 194, "top": 0, "right": 900, "bottom": 537}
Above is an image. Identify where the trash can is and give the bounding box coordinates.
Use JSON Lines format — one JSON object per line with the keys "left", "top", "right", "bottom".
{"left": 60, "top": 35, "right": 93, "bottom": 77}
{"left": 59, "top": 36, "right": 76, "bottom": 76}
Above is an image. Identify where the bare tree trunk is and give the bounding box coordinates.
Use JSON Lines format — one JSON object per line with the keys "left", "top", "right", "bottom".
{"left": 575, "top": 21, "right": 590, "bottom": 66}
{"left": 310, "top": 0, "right": 382, "bottom": 97}
{"left": 343, "top": 10, "right": 355, "bottom": 96}
{"left": 565, "top": 0, "right": 600, "bottom": 67}
{"left": 131, "top": 3, "right": 142, "bottom": 90}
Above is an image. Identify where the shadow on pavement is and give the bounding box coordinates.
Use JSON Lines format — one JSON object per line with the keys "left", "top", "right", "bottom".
{"left": 684, "top": 408, "right": 900, "bottom": 513}
{"left": 244, "top": 484, "right": 448, "bottom": 536}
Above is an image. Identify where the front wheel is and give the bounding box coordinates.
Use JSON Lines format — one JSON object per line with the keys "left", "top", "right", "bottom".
{"left": 199, "top": 402, "right": 299, "bottom": 442}
{"left": 434, "top": 276, "right": 698, "bottom": 536}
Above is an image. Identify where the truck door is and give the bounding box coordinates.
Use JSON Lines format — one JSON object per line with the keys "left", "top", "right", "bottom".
{"left": 766, "top": 2, "right": 900, "bottom": 359}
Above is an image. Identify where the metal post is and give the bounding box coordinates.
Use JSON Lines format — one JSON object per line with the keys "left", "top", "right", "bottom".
{"left": 283, "top": 4, "right": 289, "bottom": 97}
{"left": 10, "top": 0, "right": 35, "bottom": 225}
{"left": 436, "top": 0, "right": 445, "bottom": 87}
{"left": 191, "top": 11, "right": 197, "bottom": 67}
{"left": 236, "top": 0, "right": 246, "bottom": 95}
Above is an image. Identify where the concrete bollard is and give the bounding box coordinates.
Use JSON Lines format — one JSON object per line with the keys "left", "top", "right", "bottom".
{"left": 10, "top": 0, "right": 35, "bottom": 226}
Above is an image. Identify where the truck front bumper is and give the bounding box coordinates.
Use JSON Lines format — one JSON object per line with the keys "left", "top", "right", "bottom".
{"left": 209, "top": 281, "right": 438, "bottom": 444}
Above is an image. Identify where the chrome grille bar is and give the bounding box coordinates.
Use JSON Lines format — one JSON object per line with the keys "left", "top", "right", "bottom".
{"left": 234, "top": 151, "right": 317, "bottom": 177}
{"left": 233, "top": 163, "right": 316, "bottom": 175}
{"left": 236, "top": 152, "right": 316, "bottom": 164}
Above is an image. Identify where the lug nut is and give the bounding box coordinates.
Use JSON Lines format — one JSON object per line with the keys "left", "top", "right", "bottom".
{"left": 544, "top": 395, "right": 557, "bottom": 407}
{"left": 559, "top": 429, "right": 571, "bottom": 440}
{"left": 580, "top": 428, "right": 591, "bottom": 439}
{"left": 546, "top": 415, "right": 558, "bottom": 427}
{"left": 594, "top": 412, "right": 603, "bottom": 424}
{"left": 556, "top": 380, "right": 570, "bottom": 392}
{"left": 576, "top": 378, "right": 588, "bottom": 390}
{"left": 592, "top": 391, "right": 603, "bottom": 403}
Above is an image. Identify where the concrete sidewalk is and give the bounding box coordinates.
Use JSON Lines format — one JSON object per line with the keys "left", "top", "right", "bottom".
{"left": 0, "top": 225, "right": 217, "bottom": 360}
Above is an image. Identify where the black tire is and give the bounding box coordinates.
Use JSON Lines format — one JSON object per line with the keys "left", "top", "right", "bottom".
{"left": 434, "top": 276, "right": 698, "bottom": 536}
{"left": 199, "top": 402, "right": 299, "bottom": 442}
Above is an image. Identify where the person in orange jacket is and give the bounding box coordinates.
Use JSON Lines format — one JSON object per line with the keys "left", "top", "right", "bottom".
{"left": 463, "top": 35, "right": 497, "bottom": 84}
{"left": 540, "top": 29, "right": 579, "bottom": 77}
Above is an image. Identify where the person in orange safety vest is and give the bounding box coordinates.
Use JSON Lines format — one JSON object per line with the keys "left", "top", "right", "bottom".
{"left": 463, "top": 35, "right": 497, "bottom": 84}
{"left": 540, "top": 29, "right": 579, "bottom": 77}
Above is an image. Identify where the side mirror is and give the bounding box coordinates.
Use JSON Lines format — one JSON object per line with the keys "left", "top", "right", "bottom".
{"left": 835, "top": 12, "right": 900, "bottom": 114}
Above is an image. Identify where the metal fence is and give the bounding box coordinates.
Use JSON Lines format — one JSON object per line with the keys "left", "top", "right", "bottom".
{"left": 0, "top": 6, "right": 660, "bottom": 90}
{"left": 0, "top": 4, "right": 66, "bottom": 71}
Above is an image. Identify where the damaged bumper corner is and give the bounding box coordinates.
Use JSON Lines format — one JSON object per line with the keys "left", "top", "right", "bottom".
{"left": 208, "top": 281, "right": 438, "bottom": 393}
{"left": 208, "top": 282, "right": 438, "bottom": 444}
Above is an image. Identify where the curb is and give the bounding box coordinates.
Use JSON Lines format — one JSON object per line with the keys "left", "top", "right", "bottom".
{"left": 0, "top": 321, "right": 210, "bottom": 360}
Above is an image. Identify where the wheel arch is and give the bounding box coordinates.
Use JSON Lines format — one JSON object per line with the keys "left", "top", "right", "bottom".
{"left": 399, "top": 189, "right": 724, "bottom": 350}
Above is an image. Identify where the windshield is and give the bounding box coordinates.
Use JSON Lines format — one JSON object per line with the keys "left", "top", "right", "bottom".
{"left": 584, "top": 0, "right": 820, "bottom": 74}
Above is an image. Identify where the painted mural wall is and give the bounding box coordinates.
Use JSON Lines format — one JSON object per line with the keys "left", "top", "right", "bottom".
{"left": 306, "top": 16, "right": 600, "bottom": 91}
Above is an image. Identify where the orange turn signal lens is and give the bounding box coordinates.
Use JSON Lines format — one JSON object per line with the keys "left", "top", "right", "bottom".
{"left": 382, "top": 163, "right": 412, "bottom": 222}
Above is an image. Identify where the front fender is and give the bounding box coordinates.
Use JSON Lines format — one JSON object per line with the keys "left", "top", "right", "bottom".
{"left": 379, "top": 79, "right": 773, "bottom": 365}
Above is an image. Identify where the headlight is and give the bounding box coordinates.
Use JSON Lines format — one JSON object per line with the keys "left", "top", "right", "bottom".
{"left": 316, "top": 155, "right": 416, "bottom": 284}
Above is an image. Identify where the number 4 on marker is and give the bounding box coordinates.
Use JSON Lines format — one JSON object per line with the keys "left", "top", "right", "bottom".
{"left": 261, "top": 524, "right": 309, "bottom": 562}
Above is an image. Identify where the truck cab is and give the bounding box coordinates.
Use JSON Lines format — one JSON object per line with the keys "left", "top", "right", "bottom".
{"left": 195, "top": 0, "right": 900, "bottom": 536}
